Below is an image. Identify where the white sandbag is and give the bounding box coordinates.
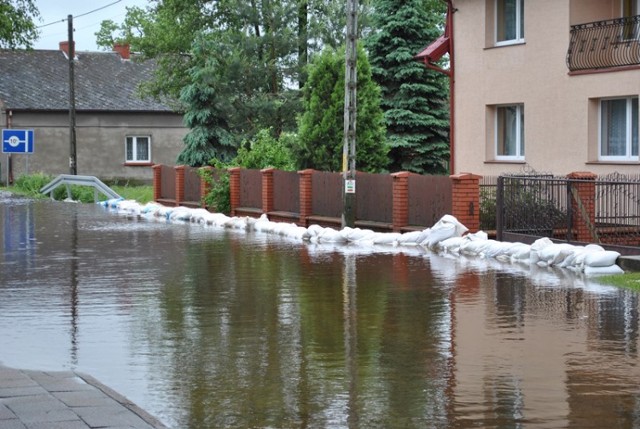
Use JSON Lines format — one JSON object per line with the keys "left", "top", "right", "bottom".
{"left": 169, "top": 207, "right": 192, "bottom": 221}
{"left": 317, "top": 227, "right": 348, "bottom": 243}
{"left": 584, "top": 264, "right": 624, "bottom": 276}
{"left": 189, "top": 208, "right": 211, "bottom": 224}
{"left": 509, "top": 243, "right": 531, "bottom": 261}
{"left": 438, "top": 236, "right": 468, "bottom": 253}
{"left": 584, "top": 250, "right": 620, "bottom": 268}
{"left": 424, "top": 223, "right": 456, "bottom": 249}
{"left": 538, "top": 243, "right": 576, "bottom": 267}
{"left": 371, "top": 232, "right": 402, "bottom": 245}
{"left": 433, "top": 214, "right": 469, "bottom": 237}
{"left": 460, "top": 239, "right": 490, "bottom": 256}
{"left": 585, "top": 244, "right": 605, "bottom": 252}
{"left": 397, "top": 230, "right": 429, "bottom": 246}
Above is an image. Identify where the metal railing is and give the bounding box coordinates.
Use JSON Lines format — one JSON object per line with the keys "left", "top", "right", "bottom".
{"left": 40, "top": 174, "right": 121, "bottom": 202}
{"left": 567, "top": 15, "right": 640, "bottom": 71}
{"left": 496, "top": 174, "right": 640, "bottom": 252}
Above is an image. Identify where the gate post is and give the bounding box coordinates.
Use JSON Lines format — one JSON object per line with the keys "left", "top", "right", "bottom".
{"left": 229, "top": 167, "right": 242, "bottom": 216}
{"left": 261, "top": 167, "right": 275, "bottom": 214}
{"left": 567, "top": 171, "right": 598, "bottom": 243}
{"left": 152, "top": 164, "right": 162, "bottom": 202}
{"left": 298, "top": 169, "right": 314, "bottom": 226}
{"left": 450, "top": 173, "right": 482, "bottom": 233}
{"left": 391, "top": 171, "right": 410, "bottom": 232}
{"left": 175, "top": 165, "right": 185, "bottom": 207}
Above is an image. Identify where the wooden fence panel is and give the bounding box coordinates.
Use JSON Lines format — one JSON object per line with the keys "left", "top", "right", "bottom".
{"left": 356, "top": 172, "right": 393, "bottom": 224}
{"left": 160, "top": 165, "right": 176, "bottom": 200}
{"left": 311, "top": 171, "right": 343, "bottom": 218}
{"left": 184, "top": 166, "right": 201, "bottom": 203}
{"left": 273, "top": 170, "right": 300, "bottom": 213}
{"left": 408, "top": 175, "right": 452, "bottom": 227}
{"left": 240, "top": 169, "right": 262, "bottom": 209}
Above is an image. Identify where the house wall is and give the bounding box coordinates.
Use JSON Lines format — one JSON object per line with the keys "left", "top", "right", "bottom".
{"left": 453, "top": 0, "right": 640, "bottom": 177}
{"left": 0, "top": 110, "right": 187, "bottom": 184}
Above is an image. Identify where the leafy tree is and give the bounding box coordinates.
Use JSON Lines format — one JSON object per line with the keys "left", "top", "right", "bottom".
{"left": 366, "top": 0, "right": 450, "bottom": 174}
{"left": 0, "top": 0, "right": 39, "bottom": 49}
{"left": 235, "top": 129, "right": 296, "bottom": 171}
{"left": 296, "top": 44, "right": 388, "bottom": 173}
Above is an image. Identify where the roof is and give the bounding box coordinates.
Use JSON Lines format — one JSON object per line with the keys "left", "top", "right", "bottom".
{"left": 415, "top": 35, "right": 450, "bottom": 63}
{"left": 0, "top": 49, "right": 174, "bottom": 112}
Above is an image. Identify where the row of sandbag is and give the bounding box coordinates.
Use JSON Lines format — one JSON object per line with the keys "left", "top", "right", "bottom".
{"left": 99, "top": 199, "right": 624, "bottom": 276}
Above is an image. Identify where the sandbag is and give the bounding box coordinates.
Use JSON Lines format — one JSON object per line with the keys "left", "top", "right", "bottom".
{"left": 584, "top": 250, "right": 621, "bottom": 268}
{"left": 584, "top": 264, "right": 624, "bottom": 276}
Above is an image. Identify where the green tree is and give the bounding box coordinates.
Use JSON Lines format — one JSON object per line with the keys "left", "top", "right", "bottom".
{"left": 296, "top": 44, "right": 388, "bottom": 173}
{"left": 366, "top": 0, "right": 450, "bottom": 174}
{"left": 0, "top": 0, "right": 39, "bottom": 49}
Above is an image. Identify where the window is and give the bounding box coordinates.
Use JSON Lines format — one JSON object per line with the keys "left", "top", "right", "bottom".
{"left": 600, "top": 97, "right": 638, "bottom": 161}
{"left": 126, "top": 136, "right": 151, "bottom": 163}
{"left": 496, "top": 104, "right": 525, "bottom": 160}
{"left": 622, "top": 0, "right": 639, "bottom": 39}
{"left": 496, "top": 0, "right": 524, "bottom": 45}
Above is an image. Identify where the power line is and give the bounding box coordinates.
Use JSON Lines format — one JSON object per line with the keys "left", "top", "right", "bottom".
{"left": 36, "top": 0, "right": 123, "bottom": 29}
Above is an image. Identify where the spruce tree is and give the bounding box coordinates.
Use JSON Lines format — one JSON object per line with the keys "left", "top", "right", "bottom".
{"left": 296, "top": 44, "right": 388, "bottom": 173}
{"left": 366, "top": 0, "right": 450, "bottom": 174}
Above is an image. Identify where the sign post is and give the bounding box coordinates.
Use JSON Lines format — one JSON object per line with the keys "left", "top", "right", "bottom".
{"left": 2, "top": 129, "right": 35, "bottom": 178}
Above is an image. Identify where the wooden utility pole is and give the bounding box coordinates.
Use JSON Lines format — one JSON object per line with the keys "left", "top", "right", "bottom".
{"left": 342, "top": 0, "right": 358, "bottom": 228}
{"left": 68, "top": 14, "right": 77, "bottom": 175}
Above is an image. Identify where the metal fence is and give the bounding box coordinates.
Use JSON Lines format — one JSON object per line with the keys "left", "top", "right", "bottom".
{"left": 408, "top": 174, "right": 452, "bottom": 227}
{"left": 497, "top": 174, "right": 640, "bottom": 252}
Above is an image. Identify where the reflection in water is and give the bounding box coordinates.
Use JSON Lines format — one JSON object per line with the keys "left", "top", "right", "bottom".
{"left": 1, "top": 199, "right": 640, "bottom": 428}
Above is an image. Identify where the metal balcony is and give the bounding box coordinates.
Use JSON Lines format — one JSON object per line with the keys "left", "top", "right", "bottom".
{"left": 567, "top": 15, "right": 640, "bottom": 72}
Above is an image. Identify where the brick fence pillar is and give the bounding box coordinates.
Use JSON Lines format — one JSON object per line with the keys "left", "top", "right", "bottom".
{"left": 391, "top": 171, "right": 410, "bottom": 232}
{"left": 152, "top": 164, "right": 162, "bottom": 202}
{"left": 567, "top": 171, "right": 597, "bottom": 243}
{"left": 229, "top": 167, "right": 241, "bottom": 216}
{"left": 199, "top": 166, "right": 214, "bottom": 209}
{"left": 298, "top": 169, "right": 314, "bottom": 226}
{"left": 450, "top": 173, "right": 482, "bottom": 233}
{"left": 175, "top": 165, "right": 185, "bottom": 207}
{"left": 261, "top": 168, "right": 275, "bottom": 214}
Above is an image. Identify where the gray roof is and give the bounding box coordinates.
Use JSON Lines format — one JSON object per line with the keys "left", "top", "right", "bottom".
{"left": 0, "top": 49, "right": 174, "bottom": 112}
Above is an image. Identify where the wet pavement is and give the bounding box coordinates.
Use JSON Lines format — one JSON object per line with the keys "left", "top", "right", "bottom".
{"left": 0, "top": 365, "right": 169, "bottom": 429}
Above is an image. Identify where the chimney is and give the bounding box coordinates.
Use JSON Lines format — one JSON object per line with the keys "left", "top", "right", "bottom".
{"left": 59, "top": 41, "right": 75, "bottom": 58}
{"left": 113, "top": 43, "right": 130, "bottom": 60}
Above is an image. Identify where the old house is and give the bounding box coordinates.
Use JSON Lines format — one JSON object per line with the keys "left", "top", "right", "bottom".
{"left": 0, "top": 43, "right": 187, "bottom": 184}
{"left": 418, "top": 0, "right": 640, "bottom": 176}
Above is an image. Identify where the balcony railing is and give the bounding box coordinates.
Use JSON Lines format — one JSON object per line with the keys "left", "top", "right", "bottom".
{"left": 567, "top": 15, "right": 640, "bottom": 72}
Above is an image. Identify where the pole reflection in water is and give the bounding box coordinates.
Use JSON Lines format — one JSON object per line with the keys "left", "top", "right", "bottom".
{"left": 69, "top": 208, "right": 79, "bottom": 366}
{"left": 343, "top": 253, "right": 358, "bottom": 428}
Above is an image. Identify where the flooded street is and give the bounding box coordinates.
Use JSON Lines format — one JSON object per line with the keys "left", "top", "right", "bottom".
{"left": 1, "top": 196, "right": 639, "bottom": 428}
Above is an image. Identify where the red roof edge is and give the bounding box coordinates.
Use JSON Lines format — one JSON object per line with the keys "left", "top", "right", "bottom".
{"left": 415, "top": 35, "right": 450, "bottom": 63}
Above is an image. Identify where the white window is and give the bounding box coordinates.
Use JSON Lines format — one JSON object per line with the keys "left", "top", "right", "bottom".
{"left": 599, "top": 97, "right": 638, "bottom": 161}
{"left": 496, "top": 0, "right": 524, "bottom": 45}
{"left": 126, "top": 136, "right": 151, "bottom": 163}
{"left": 496, "top": 104, "right": 525, "bottom": 160}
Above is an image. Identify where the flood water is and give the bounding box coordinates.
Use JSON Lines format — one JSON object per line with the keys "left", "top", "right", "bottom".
{"left": 1, "top": 195, "right": 640, "bottom": 428}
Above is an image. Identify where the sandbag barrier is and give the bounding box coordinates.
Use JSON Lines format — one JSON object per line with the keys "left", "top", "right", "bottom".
{"left": 99, "top": 199, "right": 624, "bottom": 276}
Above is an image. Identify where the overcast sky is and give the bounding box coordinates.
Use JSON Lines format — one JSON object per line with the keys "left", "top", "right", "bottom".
{"left": 33, "top": 0, "right": 149, "bottom": 51}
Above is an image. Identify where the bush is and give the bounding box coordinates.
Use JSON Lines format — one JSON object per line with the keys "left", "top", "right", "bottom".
{"left": 13, "top": 173, "right": 52, "bottom": 197}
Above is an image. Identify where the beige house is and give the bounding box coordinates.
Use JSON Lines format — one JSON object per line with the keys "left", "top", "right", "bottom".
{"left": 0, "top": 43, "right": 187, "bottom": 184}
{"left": 419, "top": 0, "right": 640, "bottom": 177}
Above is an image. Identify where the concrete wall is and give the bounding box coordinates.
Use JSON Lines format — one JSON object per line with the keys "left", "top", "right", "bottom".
{"left": 453, "top": 0, "right": 640, "bottom": 177}
{"left": 0, "top": 110, "right": 187, "bottom": 184}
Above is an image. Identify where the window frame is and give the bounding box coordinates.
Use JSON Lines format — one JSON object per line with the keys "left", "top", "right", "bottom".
{"left": 494, "top": 104, "right": 525, "bottom": 161}
{"left": 495, "top": 0, "right": 525, "bottom": 46}
{"left": 125, "top": 135, "right": 152, "bottom": 164}
{"left": 598, "top": 96, "right": 639, "bottom": 162}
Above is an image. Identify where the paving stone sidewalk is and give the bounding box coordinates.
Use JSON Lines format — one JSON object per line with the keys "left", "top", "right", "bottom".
{"left": 0, "top": 365, "right": 169, "bottom": 429}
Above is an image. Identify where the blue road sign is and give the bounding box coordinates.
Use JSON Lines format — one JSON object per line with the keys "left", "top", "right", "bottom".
{"left": 2, "top": 129, "right": 34, "bottom": 154}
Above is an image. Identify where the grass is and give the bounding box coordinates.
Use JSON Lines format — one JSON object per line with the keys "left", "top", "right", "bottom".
{"left": 593, "top": 272, "right": 640, "bottom": 290}
{"left": 1, "top": 173, "right": 153, "bottom": 204}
